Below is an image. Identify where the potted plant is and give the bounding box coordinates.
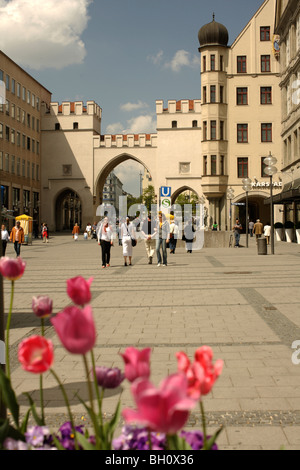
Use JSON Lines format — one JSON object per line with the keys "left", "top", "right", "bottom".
{"left": 296, "top": 222, "right": 300, "bottom": 244}
{"left": 274, "top": 222, "right": 284, "bottom": 241}
{"left": 284, "top": 220, "right": 295, "bottom": 243}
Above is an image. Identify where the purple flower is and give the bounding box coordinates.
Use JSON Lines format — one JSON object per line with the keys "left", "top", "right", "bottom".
{"left": 180, "top": 430, "right": 218, "bottom": 450}
{"left": 3, "top": 438, "right": 28, "bottom": 450}
{"left": 32, "top": 296, "right": 53, "bottom": 319}
{"left": 113, "top": 425, "right": 166, "bottom": 450}
{"left": 58, "top": 421, "right": 84, "bottom": 450}
{"left": 95, "top": 366, "right": 125, "bottom": 389}
{"left": 25, "top": 426, "right": 51, "bottom": 447}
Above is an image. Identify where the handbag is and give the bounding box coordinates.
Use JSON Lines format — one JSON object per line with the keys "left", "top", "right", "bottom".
{"left": 126, "top": 225, "right": 136, "bottom": 247}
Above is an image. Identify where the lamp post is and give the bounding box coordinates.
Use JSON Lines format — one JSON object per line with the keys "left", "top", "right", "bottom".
{"left": 226, "top": 187, "right": 235, "bottom": 231}
{"left": 263, "top": 152, "right": 278, "bottom": 255}
{"left": 242, "top": 178, "right": 252, "bottom": 248}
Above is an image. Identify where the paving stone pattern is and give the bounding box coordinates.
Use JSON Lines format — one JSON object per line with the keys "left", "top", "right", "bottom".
{"left": 3, "top": 233, "right": 300, "bottom": 450}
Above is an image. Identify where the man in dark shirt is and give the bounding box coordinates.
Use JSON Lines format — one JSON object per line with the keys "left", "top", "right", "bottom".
{"left": 233, "top": 219, "right": 242, "bottom": 247}
{"left": 141, "top": 214, "right": 156, "bottom": 264}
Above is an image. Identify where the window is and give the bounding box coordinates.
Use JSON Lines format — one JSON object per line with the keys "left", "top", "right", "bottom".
{"left": 55, "top": 123, "right": 60, "bottom": 130}
{"left": 27, "top": 90, "right": 31, "bottom": 105}
{"left": 203, "top": 156, "right": 207, "bottom": 175}
{"left": 17, "top": 83, "right": 21, "bottom": 98}
{"left": 0, "top": 152, "right": 2, "bottom": 171}
{"left": 17, "top": 107, "right": 20, "bottom": 121}
{"left": 219, "top": 55, "right": 223, "bottom": 71}
{"left": 36, "top": 97, "right": 40, "bottom": 111}
{"left": 22, "top": 87, "right": 26, "bottom": 101}
{"left": 0, "top": 123, "right": 2, "bottom": 139}
{"left": 261, "top": 87, "right": 272, "bottom": 104}
{"left": 22, "top": 159, "right": 25, "bottom": 177}
{"left": 210, "top": 55, "right": 215, "bottom": 71}
{"left": 220, "top": 155, "right": 225, "bottom": 175}
{"left": 203, "top": 86, "right": 207, "bottom": 103}
{"left": 17, "top": 132, "right": 20, "bottom": 146}
{"left": 32, "top": 163, "right": 35, "bottom": 179}
{"left": 237, "top": 124, "right": 248, "bottom": 143}
{"left": 210, "top": 85, "right": 216, "bottom": 103}
{"left": 237, "top": 56, "right": 247, "bottom": 73}
{"left": 27, "top": 113, "right": 31, "bottom": 127}
{"left": 192, "top": 120, "right": 198, "bottom": 128}
{"left": 5, "top": 75, "right": 10, "bottom": 91}
{"left": 261, "top": 123, "right": 272, "bottom": 142}
{"left": 261, "top": 55, "right": 271, "bottom": 72}
{"left": 220, "top": 86, "right": 224, "bottom": 103}
{"left": 237, "top": 158, "right": 248, "bottom": 178}
{"left": 5, "top": 153, "right": 9, "bottom": 172}
{"left": 220, "top": 121, "right": 224, "bottom": 140}
{"left": 11, "top": 79, "right": 15, "bottom": 94}
{"left": 73, "top": 122, "right": 79, "bottom": 129}
{"left": 5, "top": 126, "right": 9, "bottom": 141}
{"left": 237, "top": 87, "right": 248, "bottom": 105}
{"left": 27, "top": 136, "right": 31, "bottom": 150}
{"left": 203, "top": 121, "right": 207, "bottom": 140}
{"left": 16, "top": 157, "right": 20, "bottom": 176}
{"left": 211, "top": 155, "right": 217, "bottom": 175}
{"left": 202, "top": 56, "right": 206, "bottom": 71}
{"left": 261, "top": 157, "right": 268, "bottom": 177}
{"left": 171, "top": 120, "right": 177, "bottom": 128}
{"left": 210, "top": 120, "right": 216, "bottom": 140}
{"left": 11, "top": 128, "right": 15, "bottom": 144}
{"left": 11, "top": 155, "right": 15, "bottom": 174}
{"left": 260, "top": 26, "right": 270, "bottom": 41}
{"left": 22, "top": 134, "right": 25, "bottom": 149}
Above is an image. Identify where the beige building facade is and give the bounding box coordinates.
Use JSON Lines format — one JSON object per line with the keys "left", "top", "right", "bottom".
{"left": 0, "top": 51, "right": 52, "bottom": 233}
{"left": 271, "top": 0, "right": 300, "bottom": 229}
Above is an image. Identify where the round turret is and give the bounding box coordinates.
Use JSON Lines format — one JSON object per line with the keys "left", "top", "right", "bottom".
{"left": 198, "top": 14, "right": 229, "bottom": 48}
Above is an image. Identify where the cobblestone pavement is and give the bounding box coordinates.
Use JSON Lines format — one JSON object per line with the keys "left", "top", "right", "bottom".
{"left": 3, "top": 233, "right": 300, "bottom": 450}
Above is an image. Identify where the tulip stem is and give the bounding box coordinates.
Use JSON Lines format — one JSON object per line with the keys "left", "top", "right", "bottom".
{"left": 200, "top": 401, "right": 207, "bottom": 449}
{"left": 5, "top": 280, "right": 14, "bottom": 381}
{"left": 39, "top": 374, "right": 45, "bottom": 425}
{"left": 90, "top": 350, "right": 101, "bottom": 417}
{"left": 83, "top": 354, "right": 101, "bottom": 448}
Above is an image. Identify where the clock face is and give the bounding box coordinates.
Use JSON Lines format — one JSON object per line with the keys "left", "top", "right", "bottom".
{"left": 274, "top": 40, "right": 279, "bottom": 51}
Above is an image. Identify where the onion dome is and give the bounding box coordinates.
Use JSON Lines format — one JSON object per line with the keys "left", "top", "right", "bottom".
{"left": 198, "top": 14, "right": 229, "bottom": 47}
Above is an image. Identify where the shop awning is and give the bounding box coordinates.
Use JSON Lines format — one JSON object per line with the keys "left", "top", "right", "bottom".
{"left": 264, "top": 178, "right": 300, "bottom": 205}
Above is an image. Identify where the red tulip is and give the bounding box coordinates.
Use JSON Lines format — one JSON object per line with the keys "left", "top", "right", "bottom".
{"left": 176, "top": 346, "right": 223, "bottom": 399}
{"left": 66, "top": 276, "right": 93, "bottom": 306}
{"left": 18, "top": 336, "right": 54, "bottom": 374}
{"left": 51, "top": 305, "right": 96, "bottom": 355}
{"left": 32, "top": 296, "right": 53, "bottom": 319}
{"left": 0, "top": 256, "right": 26, "bottom": 281}
{"left": 122, "top": 373, "right": 196, "bottom": 434}
{"left": 121, "top": 347, "right": 151, "bottom": 382}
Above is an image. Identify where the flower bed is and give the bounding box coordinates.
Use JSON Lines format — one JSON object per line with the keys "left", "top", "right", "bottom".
{"left": 0, "top": 256, "right": 223, "bottom": 451}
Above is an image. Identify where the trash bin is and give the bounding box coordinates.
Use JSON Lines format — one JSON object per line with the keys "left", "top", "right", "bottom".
{"left": 257, "top": 237, "right": 267, "bottom": 255}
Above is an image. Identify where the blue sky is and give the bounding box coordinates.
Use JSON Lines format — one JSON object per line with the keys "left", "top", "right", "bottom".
{"left": 0, "top": 0, "right": 265, "bottom": 194}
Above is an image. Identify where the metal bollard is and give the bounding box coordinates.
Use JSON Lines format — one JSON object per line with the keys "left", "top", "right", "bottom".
{"left": 257, "top": 237, "right": 267, "bottom": 255}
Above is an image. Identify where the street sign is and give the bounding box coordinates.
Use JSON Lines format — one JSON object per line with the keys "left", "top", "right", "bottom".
{"left": 231, "top": 202, "right": 245, "bottom": 206}
{"left": 161, "top": 198, "right": 171, "bottom": 209}
{"left": 160, "top": 186, "right": 171, "bottom": 198}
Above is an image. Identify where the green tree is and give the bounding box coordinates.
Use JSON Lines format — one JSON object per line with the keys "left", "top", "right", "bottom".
{"left": 142, "top": 185, "right": 156, "bottom": 211}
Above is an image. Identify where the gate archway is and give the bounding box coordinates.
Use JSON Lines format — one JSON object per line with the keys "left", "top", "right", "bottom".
{"left": 55, "top": 189, "right": 82, "bottom": 231}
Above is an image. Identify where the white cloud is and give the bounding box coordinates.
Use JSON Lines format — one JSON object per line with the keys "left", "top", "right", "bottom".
{"left": 0, "top": 0, "right": 91, "bottom": 69}
{"left": 114, "top": 160, "right": 144, "bottom": 197}
{"left": 147, "top": 50, "right": 164, "bottom": 65}
{"left": 165, "top": 50, "right": 200, "bottom": 72}
{"left": 120, "top": 100, "right": 149, "bottom": 112}
{"left": 106, "top": 114, "right": 156, "bottom": 135}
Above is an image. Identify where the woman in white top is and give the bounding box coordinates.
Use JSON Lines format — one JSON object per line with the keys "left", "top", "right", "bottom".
{"left": 85, "top": 223, "right": 92, "bottom": 239}
{"left": 1, "top": 224, "right": 9, "bottom": 256}
{"left": 264, "top": 223, "right": 271, "bottom": 245}
{"left": 97, "top": 218, "right": 114, "bottom": 268}
{"left": 120, "top": 217, "right": 136, "bottom": 266}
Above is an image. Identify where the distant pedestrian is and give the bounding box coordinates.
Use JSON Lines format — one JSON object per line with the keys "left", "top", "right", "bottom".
{"left": 86, "top": 223, "right": 92, "bottom": 239}
{"left": 169, "top": 216, "right": 179, "bottom": 254}
{"left": 1, "top": 224, "right": 9, "bottom": 256}
{"left": 120, "top": 217, "right": 136, "bottom": 266}
{"left": 155, "top": 213, "right": 170, "bottom": 266}
{"left": 42, "top": 223, "right": 49, "bottom": 243}
{"left": 233, "top": 218, "right": 242, "bottom": 247}
{"left": 141, "top": 214, "right": 156, "bottom": 264}
{"left": 212, "top": 221, "right": 218, "bottom": 231}
{"left": 97, "top": 217, "right": 114, "bottom": 268}
{"left": 10, "top": 220, "right": 24, "bottom": 257}
{"left": 264, "top": 222, "right": 271, "bottom": 245}
{"left": 249, "top": 220, "right": 254, "bottom": 237}
{"left": 72, "top": 222, "right": 80, "bottom": 241}
{"left": 184, "top": 219, "right": 195, "bottom": 253}
{"left": 253, "top": 219, "right": 263, "bottom": 242}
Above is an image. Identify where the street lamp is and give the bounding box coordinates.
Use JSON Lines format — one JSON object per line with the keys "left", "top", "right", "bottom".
{"left": 263, "top": 152, "right": 278, "bottom": 255}
{"left": 242, "top": 178, "right": 252, "bottom": 248}
{"left": 226, "top": 187, "right": 235, "bottom": 231}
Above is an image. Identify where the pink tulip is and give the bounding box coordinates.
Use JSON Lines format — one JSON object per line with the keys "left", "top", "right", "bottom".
{"left": 176, "top": 346, "right": 223, "bottom": 399}
{"left": 51, "top": 305, "right": 96, "bottom": 355}
{"left": 121, "top": 347, "right": 151, "bottom": 382}
{"left": 122, "top": 373, "right": 196, "bottom": 434}
{"left": 18, "top": 336, "right": 54, "bottom": 374}
{"left": 32, "top": 296, "right": 53, "bottom": 319}
{"left": 66, "top": 276, "right": 93, "bottom": 306}
{"left": 0, "top": 256, "right": 26, "bottom": 281}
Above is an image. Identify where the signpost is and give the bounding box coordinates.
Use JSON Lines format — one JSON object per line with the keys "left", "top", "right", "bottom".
{"left": 160, "top": 187, "right": 171, "bottom": 213}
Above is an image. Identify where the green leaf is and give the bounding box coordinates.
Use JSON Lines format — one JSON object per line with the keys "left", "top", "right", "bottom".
{"left": 0, "top": 368, "right": 19, "bottom": 428}
{"left": 167, "top": 434, "right": 192, "bottom": 450}
{"left": 75, "top": 431, "right": 97, "bottom": 450}
{"left": 204, "top": 426, "right": 223, "bottom": 450}
{"left": 106, "top": 400, "right": 121, "bottom": 438}
{"left": 0, "top": 418, "right": 25, "bottom": 446}
{"left": 23, "top": 392, "right": 44, "bottom": 426}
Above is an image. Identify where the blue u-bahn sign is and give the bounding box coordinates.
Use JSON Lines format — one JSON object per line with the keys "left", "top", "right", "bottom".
{"left": 160, "top": 186, "right": 171, "bottom": 198}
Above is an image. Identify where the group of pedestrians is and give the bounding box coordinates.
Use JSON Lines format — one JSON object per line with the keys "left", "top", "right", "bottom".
{"left": 233, "top": 218, "right": 272, "bottom": 247}
{"left": 1, "top": 221, "right": 24, "bottom": 257}
{"left": 94, "top": 213, "right": 196, "bottom": 269}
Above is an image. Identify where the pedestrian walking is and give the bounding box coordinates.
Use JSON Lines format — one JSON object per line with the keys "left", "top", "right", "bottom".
{"left": 155, "top": 213, "right": 170, "bottom": 266}
{"left": 141, "top": 214, "right": 156, "bottom": 264}
{"left": 264, "top": 222, "right": 271, "bottom": 245}
{"left": 9, "top": 220, "right": 24, "bottom": 257}
{"left": 248, "top": 220, "right": 254, "bottom": 237}
{"left": 97, "top": 217, "right": 114, "bottom": 268}
{"left": 72, "top": 222, "right": 80, "bottom": 241}
{"left": 169, "top": 216, "right": 179, "bottom": 254}
{"left": 253, "top": 219, "right": 263, "bottom": 242}
{"left": 233, "top": 218, "right": 242, "bottom": 247}
{"left": 1, "top": 224, "right": 9, "bottom": 256}
{"left": 120, "top": 217, "right": 136, "bottom": 266}
{"left": 42, "top": 223, "right": 49, "bottom": 243}
{"left": 86, "top": 223, "right": 92, "bottom": 239}
{"left": 184, "top": 219, "right": 195, "bottom": 253}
